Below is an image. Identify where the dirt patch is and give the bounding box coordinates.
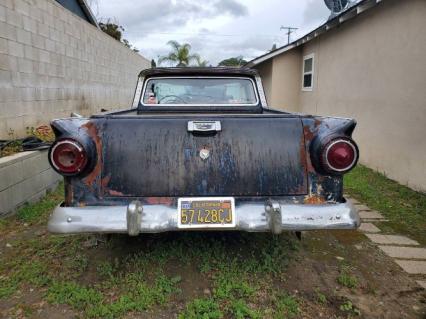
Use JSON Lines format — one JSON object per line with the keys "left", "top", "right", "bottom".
{"left": 0, "top": 223, "right": 425, "bottom": 318}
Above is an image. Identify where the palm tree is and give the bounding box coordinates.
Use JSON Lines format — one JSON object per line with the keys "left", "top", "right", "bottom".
{"left": 195, "top": 56, "right": 209, "bottom": 67}
{"left": 158, "top": 40, "right": 200, "bottom": 67}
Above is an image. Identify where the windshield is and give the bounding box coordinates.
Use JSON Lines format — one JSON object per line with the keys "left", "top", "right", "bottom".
{"left": 141, "top": 77, "right": 258, "bottom": 106}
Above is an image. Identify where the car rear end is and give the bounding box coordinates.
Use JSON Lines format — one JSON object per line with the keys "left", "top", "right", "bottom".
{"left": 47, "top": 68, "right": 360, "bottom": 235}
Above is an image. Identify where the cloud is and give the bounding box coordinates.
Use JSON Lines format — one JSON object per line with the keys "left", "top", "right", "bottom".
{"left": 215, "top": 0, "right": 248, "bottom": 17}
{"left": 94, "top": 0, "right": 333, "bottom": 66}
{"left": 303, "top": 0, "right": 330, "bottom": 24}
{"left": 97, "top": 0, "right": 248, "bottom": 39}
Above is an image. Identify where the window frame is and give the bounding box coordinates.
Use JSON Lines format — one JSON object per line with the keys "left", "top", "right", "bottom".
{"left": 302, "top": 53, "right": 315, "bottom": 91}
{"left": 140, "top": 76, "right": 260, "bottom": 107}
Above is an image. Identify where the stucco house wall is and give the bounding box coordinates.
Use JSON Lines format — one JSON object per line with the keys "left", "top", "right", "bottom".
{"left": 254, "top": 0, "right": 426, "bottom": 192}
{"left": 0, "top": 0, "right": 150, "bottom": 139}
{"left": 257, "top": 48, "right": 302, "bottom": 112}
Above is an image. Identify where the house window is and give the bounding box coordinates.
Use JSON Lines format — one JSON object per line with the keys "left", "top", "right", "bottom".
{"left": 302, "top": 54, "right": 314, "bottom": 91}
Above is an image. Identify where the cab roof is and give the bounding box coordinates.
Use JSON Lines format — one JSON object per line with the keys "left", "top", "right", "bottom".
{"left": 139, "top": 67, "right": 259, "bottom": 78}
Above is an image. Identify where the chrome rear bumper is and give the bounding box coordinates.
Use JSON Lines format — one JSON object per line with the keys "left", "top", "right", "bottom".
{"left": 48, "top": 199, "right": 360, "bottom": 235}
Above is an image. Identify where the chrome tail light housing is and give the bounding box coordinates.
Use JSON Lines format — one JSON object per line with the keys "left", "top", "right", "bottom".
{"left": 49, "top": 139, "right": 88, "bottom": 176}
{"left": 321, "top": 138, "right": 359, "bottom": 174}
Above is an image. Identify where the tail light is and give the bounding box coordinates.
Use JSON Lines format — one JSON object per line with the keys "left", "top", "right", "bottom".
{"left": 321, "top": 138, "right": 358, "bottom": 174}
{"left": 49, "top": 139, "right": 88, "bottom": 175}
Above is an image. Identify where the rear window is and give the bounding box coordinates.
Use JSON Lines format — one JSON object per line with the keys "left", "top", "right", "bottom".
{"left": 141, "top": 77, "right": 258, "bottom": 106}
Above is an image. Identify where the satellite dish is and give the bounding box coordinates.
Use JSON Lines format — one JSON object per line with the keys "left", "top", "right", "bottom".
{"left": 324, "top": 0, "right": 349, "bottom": 14}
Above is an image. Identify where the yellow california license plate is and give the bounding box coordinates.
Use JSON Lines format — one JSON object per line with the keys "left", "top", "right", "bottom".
{"left": 177, "top": 197, "right": 236, "bottom": 229}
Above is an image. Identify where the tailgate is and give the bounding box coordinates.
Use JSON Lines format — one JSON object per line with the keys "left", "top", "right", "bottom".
{"left": 101, "top": 116, "right": 307, "bottom": 197}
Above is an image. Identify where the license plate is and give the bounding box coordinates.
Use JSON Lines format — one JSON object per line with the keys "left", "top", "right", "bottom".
{"left": 177, "top": 197, "right": 236, "bottom": 229}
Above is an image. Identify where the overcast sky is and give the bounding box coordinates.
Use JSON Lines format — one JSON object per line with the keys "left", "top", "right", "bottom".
{"left": 89, "top": 0, "right": 332, "bottom": 65}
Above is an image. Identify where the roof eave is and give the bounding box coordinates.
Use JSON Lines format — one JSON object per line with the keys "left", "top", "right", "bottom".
{"left": 77, "top": 0, "right": 99, "bottom": 28}
{"left": 246, "top": 0, "right": 385, "bottom": 67}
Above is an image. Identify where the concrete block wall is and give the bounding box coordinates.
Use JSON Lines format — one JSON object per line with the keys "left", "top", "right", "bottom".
{"left": 0, "top": 0, "right": 150, "bottom": 139}
{"left": 0, "top": 150, "right": 61, "bottom": 216}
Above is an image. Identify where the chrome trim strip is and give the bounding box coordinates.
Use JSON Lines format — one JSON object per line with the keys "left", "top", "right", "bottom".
{"left": 48, "top": 200, "right": 360, "bottom": 234}
{"left": 132, "top": 76, "right": 144, "bottom": 108}
{"left": 140, "top": 76, "right": 260, "bottom": 107}
{"left": 255, "top": 75, "right": 268, "bottom": 107}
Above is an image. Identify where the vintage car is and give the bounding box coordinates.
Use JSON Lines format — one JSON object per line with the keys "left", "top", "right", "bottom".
{"left": 47, "top": 67, "right": 360, "bottom": 236}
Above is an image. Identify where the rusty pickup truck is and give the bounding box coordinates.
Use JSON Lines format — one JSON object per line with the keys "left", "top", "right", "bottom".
{"left": 47, "top": 67, "right": 360, "bottom": 236}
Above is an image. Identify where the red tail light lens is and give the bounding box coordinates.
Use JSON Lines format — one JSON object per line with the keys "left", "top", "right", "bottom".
{"left": 323, "top": 139, "right": 358, "bottom": 174}
{"left": 50, "top": 139, "right": 87, "bottom": 175}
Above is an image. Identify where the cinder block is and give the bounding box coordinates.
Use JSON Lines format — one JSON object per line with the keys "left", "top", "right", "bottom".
{"left": 0, "top": 88, "right": 17, "bottom": 103}
{"left": 31, "top": 33, "right": 45, "bottom": 50}
{"left": 53, "top": 17, "right": 64, "bottom": 33}
{"left": 45, "top": 38, "right": 55, "bottom": 52}
{"left": 14, "top": 0, "right": 30, "bottom": 16}
{"left": 17, "top": 57, "right": 33, "bottom": 74}
{"left": 22, "top": 15, "right": 37, "bottom": 33}
{"left": 24, "top": 44, "right": 38, "bottom": 61}
{"left": 38, "top": 49, "right": 49, "bottom": 63}
{"left": 26, "top": 188, "right": 46, "bottom": 205}
{"left": 0, "top": 22, "right": 16, "bottom": 41}
{"left": 8, "top": 40, "right": 24, "bottom": 58}
{"left": 6, "top": 7, "right": 22, "bottom": 28}
{"left": 40, "top": 168, "right": 60, "bottom": 187}
{"left": 16, "top": 28, "right": 32, "bottom": 45}
{"left": 0, "top": 69, "right": 12, "bottom": 86}
{"left": 0, "top": 5, "right": 6, "bottom": 22}
{"left": 30, "top": 6, "right": 42, "bottom": 23}
{"left": 37, "top": 21, "right": 49, "bottom": 38}
{"left": 0, "top": 101, "right": 23, "bottom": 118}
{"left": 21, "top": 87, "right": 37, "bottom": 101}
{"left": 0, "top": 38, "right": 7, "bottom": 54}
{"left": 0, "top": 54, "right": 10, "bottom": 71}
{"left": 21, "top": 151, "right": 50, "bottom": 179}
{"left": 5, "top": 116, "right": 24, "bottom": 134}
{"left": 0, "top": 182, "right": 23, "bottom": 215}
{"left": 0, "top": 160, "right": 24, "bottom": 191}
{"left": 2, "top": 0, "right": 13, "bottom": 10}
{"left": 20, "top": 170, "right": 46, "bottom": 200}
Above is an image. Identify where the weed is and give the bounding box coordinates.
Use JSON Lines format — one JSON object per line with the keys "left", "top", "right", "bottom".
{"left": 47, "top": 281, "right": 103, "bottom": 312}
{"left": 0, "top": 277, "right": 17, "bottom": 299}
{"left": 340, "top": 300, "right": 361, "bottom": 316}
{"left": 273, "top": 293, "right": 299, "bottom": 319}
{"left": 0, "top": 218, "right": 9, "bottom": 231}
{"left": 0, "top": 260, "right": 51, "bottom": 299}
{"left": 214, "top": 269, "right": 256, "bottom": 301}
{"left": 229, "top": 299, "right": 260, "bottom": 319}
{"left": 337, "top": 266, "right": 358, "bottom": 289}
{"left": 179, "top": 298, "right": 223, "bottom": 319}
{"left": 315, "top": 288, "right": 327, "bottom": 304}
{"left": 97, "top": 260, "right": 117, "bottom": 280}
